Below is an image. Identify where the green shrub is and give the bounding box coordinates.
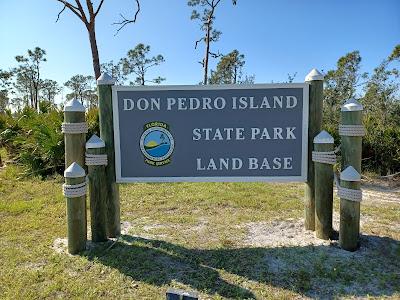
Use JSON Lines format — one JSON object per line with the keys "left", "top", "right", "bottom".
{"left": 1, "top": 107, "right": 64, "bottom": 178}
{"left": 363, "top": 117, "right": 400, "bottom": 175}
{"left": 1, "top": 106, "right": 101, "bottom": 178}
{"left": 87, "top": 107, "right": 100, "bottom": 137}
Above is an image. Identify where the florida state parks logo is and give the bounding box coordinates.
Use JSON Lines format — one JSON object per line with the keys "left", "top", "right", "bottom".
{"left": 139, "top": 121, "right": 174, "bottom": 166}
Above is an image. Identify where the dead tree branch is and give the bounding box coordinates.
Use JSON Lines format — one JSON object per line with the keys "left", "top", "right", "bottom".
{"left": 113, "top": 0, "right": 140, "bottom": 35}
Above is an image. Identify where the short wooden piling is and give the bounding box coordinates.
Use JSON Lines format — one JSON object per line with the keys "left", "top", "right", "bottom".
{"left": 63, "top": 99, "right": 87, "bottom": 168}
{"left": 313, "top": 130, "right": 335, "bottom": 240}
{"left": 86, "top": 135, "right": 108, "bottom": 242}
{"left": 64, "top": 162, "right": 87, "bottom": 254}
{"left": 304, "top": 69, "right": 324, "bottom": 230}
{"left": 339, "top": 166, "right": 362, "bottom": 251}
{"left": 339, "top": 98, "right": 364, "bottom": 251}
{"left": 97, "top": 73, "right": 120, "bottom": 237}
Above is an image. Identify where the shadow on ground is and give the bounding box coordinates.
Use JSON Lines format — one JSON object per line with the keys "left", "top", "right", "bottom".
{"left": 85, "top": 234, "right": 400, "bottom": 299}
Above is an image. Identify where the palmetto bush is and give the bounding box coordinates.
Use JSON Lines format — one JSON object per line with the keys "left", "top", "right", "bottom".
{"left": 0, "top": 106, "right": 64, "bottom": 177}
{"left": 0, "top": 106, "right": 101, "bottom": 178}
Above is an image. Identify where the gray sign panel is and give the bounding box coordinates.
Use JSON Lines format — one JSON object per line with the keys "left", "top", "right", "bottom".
{"left": 112, "top": 84, "right": 309, "bottom": 182}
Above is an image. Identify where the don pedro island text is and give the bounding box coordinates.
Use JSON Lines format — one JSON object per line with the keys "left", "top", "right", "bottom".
{"left": 122, "top": 95, "right": 298, "bottom": 111}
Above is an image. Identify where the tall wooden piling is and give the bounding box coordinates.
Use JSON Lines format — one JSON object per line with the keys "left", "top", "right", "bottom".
{"left": 339, "top": 98, "right": 364, "bottom": 251}
{"left": 97, "top": 73, "right": 120, "bottom": 237}
{"left": 339, "top": 166, "right": 362, "bottom": 251}
{"left": 86, "top": 135, "right": 108, "bottom": 242}
{"left": 313, "top": 130, "right": 335, "bottom": 239}
{"left": 63, "top": 99, "right": 87, "bottom": 168}
{"left": 304, "top": 69, "right": 324, "bottom": 230}
{"left": 340, "top": 98, "right": 363, "bottom": 172}
{"left": 64, "top": 162, "right": 87, "bottom": 254}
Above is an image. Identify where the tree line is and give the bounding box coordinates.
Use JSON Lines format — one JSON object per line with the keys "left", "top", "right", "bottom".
{"left": 0, "top": 44, "right": 251, "bottom": 112}
{"left": 1, "top": 44, "right": 399, "bottom": 176}
{"left": 0, "top": 0, "right": 255, "bottom": 111}
{"left": 0, "top": 0, "right": 399, "bottom": 176}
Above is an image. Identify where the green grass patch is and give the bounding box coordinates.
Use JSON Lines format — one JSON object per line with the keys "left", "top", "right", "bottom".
{"left": 0, "top": 162, "right": 399, "bottom": 299}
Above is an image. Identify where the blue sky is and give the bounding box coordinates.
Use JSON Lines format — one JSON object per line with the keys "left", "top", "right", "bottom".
{"left": 0, "top": 0, "right": 399, "bottom": 97}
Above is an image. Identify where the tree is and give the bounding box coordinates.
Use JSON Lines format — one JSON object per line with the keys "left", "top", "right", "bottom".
{"left": 0, "top": 70, "right": 13, "bottom": 112}
{"left": 40, "top": 79, "right": 62, "bottom": 103}
{"left": 188, "top": 0, "right": 237, "bottom": 85}
{"left": 101, "top": 60, "right": 126, "bottom": 85}
{"left": 362, "top": 45, "right": 400, "bottom": 125}
{"left": 121, "top": 44, "right": 165, "bottom": 85}
{"left": 12, "top": 71, "right": 31, "bottom": 109}
{"left": 287, "top": 72, "right": 298, "bottom": 83}
{"left": 209, "top": 49, "right": 245, "bottom": 84}
{"left": 323, "top": 51, "right": 367, "bottom": 126}
{"left": 239, "top": 75, "right": 255, "bottom": 85}
{"left": 14, "top": 47, "right": 47, "bottom": 111}
{"left": 64, "top": 74, "right": 96, "bottom": 107}
{"left": 55, "top": 0, "right": 141, "bottom": 79}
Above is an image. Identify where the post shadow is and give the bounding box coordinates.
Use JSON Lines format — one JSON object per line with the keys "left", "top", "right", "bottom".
{"left": 84, "top": 234, "right": 399, "bottom": 299}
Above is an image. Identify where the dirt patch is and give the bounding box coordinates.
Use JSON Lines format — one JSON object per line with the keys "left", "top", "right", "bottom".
{"left": 360, "top": 176, "right": 400, "bottom": 204}
{"left": 362, "top": 188, "right": 400, "bottom": 204}
{"left": 244, "top": 219, "right": 331, "bottom": 248}
{"left": 20, "top": 261, "right": 47, "bottom": 271}
{"left": 52, "top": 238, "right": 69, "bottom": 254}
{"left": 249, "top": 219, "right": 400, "bottom": 298}
{"left": 121, "top": 220, "right": 135, "bottom": 235}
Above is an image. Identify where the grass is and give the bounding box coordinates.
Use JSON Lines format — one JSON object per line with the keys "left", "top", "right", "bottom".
{"left": 0, "top": 158, "right": 399, "bottom": 299}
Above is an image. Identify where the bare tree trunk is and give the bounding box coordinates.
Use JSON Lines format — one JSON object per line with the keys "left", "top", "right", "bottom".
{"left": 88, "top": 24, "right": 101, "bottom": 80}
{"left": 30, "top": 85, "right": 34, "bottom": 108}
{"left": 140, "top": 66, "right": 145, "bottom": 85}
{"left": 203, "top": 22, "right": 211, "bottom": 85}
{"left": 55, "top": 0, "right": 140, "bottom": 80}
{"left": 35, "top": 85, "right": 39, "bottom": 112}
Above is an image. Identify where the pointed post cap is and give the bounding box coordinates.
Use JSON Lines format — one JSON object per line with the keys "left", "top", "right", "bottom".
{"left": 63, "top": 99, "right": 86, "bottom": 112}
{"left": 305, "top": 68, "right": 324, "bottom": 82}
{"left": 341, "top": 98, "right": 363, "bottom": 112}
{"left": 86, "top": 134, "right": 105, "bottom": 149}
{"left": 314, "top": 130, "right": 334, "bottom": 144}
{"left": 97, "top": 72, "right": 116, "bottom": 85}
{"left": 340, "top": 166, "right": 361, "bottom": 182}
{"left": 64, "top": 162, "right": 86, "bottom": 178}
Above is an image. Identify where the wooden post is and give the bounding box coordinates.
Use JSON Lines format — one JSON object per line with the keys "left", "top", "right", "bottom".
{"left": 340, "top": 98, "right": 363, "bottom": 172}
{"left": 86, "top": 135, "right": 108, "bottom": 242}
{"left": 339, "top": 166, "right": 362, "bottom": 251}
{"left": 339, "top": 98, "right": 364, "bottom": 251}
{"left": 97, "top": 73, "right": 120, "bottom": 237}
{"left": 64, "top": 162, "right": 87, "bottom": 254}
{"left": 313, "top": 130, "right": 335, "bottom": 240}
{"left": 63, "top": 99, "right": 86, "bottom": 168}
{"left": 304, "top": 69, "right": 324, "bottom": 230}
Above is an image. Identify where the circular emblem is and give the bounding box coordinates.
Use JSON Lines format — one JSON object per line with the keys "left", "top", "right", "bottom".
{"left": 140, "top": 122, "right": 174, "bottom": 166}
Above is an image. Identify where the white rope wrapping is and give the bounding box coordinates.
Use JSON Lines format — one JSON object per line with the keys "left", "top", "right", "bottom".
{"left": 61, "top": 122, "right": 88, "bottom": 134}
{"left": 85, "top": 153, "right": 108, "bottom": 166}
{"left": 63, "top": 181, "right": 87, "bottom": 198}
{"left": 312, "top": 151, "right": 337, "bottom": 164}
{"left": 339, "top": 124, "right": 365, "bottom": 136}
{"left": 338, "top": 186, "right": 362, "bottom": 202}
